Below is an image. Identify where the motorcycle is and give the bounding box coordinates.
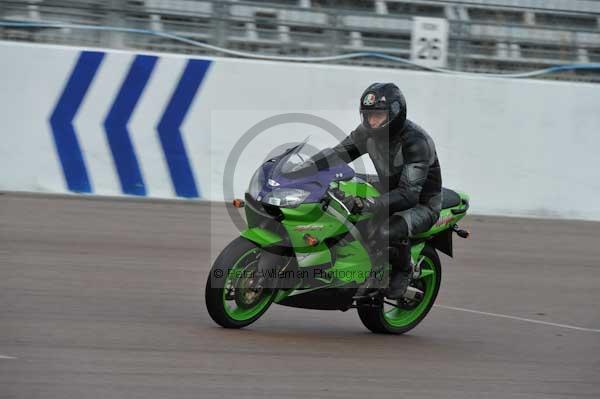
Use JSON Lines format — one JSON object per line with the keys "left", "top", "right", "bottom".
{"left": 205, "top": 139, "right": 470, "bottom": 334}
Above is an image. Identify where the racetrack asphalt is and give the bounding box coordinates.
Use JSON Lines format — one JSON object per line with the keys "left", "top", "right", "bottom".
{"left": 1, "top": 192, "right": 599, "bottom": 399}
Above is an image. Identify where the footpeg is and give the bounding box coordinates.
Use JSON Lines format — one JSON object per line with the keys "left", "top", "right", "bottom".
{"left": 353, "top": 269, "right": 385, "bottom": 300}
{"left": 352, "top": 290, "right": 380, "bottom": 300}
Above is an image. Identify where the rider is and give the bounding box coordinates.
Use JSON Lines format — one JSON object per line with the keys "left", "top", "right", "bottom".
{"left": 316, "top": 83, "right": 442, "bottom": 299}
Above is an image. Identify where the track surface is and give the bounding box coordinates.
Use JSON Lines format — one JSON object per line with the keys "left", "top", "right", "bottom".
{"left": 1, "top": 193, "right": 599, "bottom": 399}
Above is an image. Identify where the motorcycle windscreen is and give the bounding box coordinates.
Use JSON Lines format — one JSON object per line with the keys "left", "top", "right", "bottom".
{"left": 271, "top": 142, "right": 352, "bottom": 181}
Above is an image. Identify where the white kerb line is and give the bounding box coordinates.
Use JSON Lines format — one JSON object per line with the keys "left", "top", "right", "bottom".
{"left": 435, "top": 305, "right": 600, "bottom": 333}
{"left": 0, "top": 355, "right": 17, "bottom": 359}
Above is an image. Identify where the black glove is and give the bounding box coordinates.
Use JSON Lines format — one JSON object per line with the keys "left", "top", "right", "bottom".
{"left": 342, "top": 195, "right": 380, "bottom": 215}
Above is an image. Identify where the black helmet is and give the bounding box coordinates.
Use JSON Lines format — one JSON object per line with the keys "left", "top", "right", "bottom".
{"left": 359, "top": 83, "right": 406, "bottom": 133}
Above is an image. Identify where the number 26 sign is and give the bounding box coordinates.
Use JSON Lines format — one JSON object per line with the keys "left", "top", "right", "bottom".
{"left": 410, "top": 17, "right": 449, "bottom": 68}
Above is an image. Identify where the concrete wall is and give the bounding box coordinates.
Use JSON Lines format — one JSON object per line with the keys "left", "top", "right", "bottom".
{"left": 1, "top": 41, "right": 599, "bottom": 220}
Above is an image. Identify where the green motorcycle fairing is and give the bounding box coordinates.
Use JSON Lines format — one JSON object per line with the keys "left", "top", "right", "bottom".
{"left": 240, "top": 227, "right": 283, "bottom": 247}
{"left": 239, "top": 180, "right": 469, "bottom": 309}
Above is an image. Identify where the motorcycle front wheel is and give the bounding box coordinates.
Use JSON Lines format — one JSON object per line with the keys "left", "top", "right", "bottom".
{"left": 205, "top": 237, "right": 275, "bottom": 328}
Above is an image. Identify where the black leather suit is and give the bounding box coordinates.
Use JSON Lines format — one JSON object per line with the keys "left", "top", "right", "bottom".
{"left": 332, "top": 119, "right": 442, "bottom": 255}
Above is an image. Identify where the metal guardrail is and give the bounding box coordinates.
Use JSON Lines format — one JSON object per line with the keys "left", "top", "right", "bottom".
{"left": 1, "top": 0, "right": 599, "bottom": 82}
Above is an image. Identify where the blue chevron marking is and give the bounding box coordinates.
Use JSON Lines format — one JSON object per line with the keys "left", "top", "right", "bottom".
{"left": 104, "top": 55, "right": 158, "bottom": 196}
{"left": 49, "top": 51, "right": 104, "bottom": 193}
{"left": 157, "top": 59, "right": 212, "bottom": 198}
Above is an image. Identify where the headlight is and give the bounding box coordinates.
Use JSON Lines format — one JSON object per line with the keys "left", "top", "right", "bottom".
{"left": 247, "top": 168, "right": 265, "bottom": 199}
{"left": 262, "top": 188, "right": 310, "bottom": 208}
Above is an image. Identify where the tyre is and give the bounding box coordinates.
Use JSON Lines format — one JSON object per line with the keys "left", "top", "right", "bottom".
{"left": 205, "top": 237, "right": 275, "bottom": 328}
{"left": 357, "top": 245, "right": 442, "bottom": 334}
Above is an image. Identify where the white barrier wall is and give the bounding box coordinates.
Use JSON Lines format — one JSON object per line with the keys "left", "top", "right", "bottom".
{"left": 1, "top": 41, "right": 600, "bottom": 220}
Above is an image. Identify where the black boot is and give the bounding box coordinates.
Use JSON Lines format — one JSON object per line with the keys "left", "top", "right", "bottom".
{"left": 385, "top": 269, "right": 411, "bottom": 299}
{"left": 385, "top": 240, "right": 412, "bottom": 299}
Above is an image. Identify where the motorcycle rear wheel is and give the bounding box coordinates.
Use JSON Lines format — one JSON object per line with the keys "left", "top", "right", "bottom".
{"left": 357, "top": 245, "right": 441, "bottom": 334}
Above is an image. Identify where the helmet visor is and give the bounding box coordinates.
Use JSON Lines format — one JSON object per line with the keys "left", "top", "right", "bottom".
{"left": 361, "top": 109, "right": 389, "bottom": 129}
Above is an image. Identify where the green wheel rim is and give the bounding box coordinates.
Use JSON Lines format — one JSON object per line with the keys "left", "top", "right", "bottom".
{"left": 382, "top": 256, "right": 437, "bottom": 328}
{"left": 222, "top": 248, "right": 274, "bottom": 321}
